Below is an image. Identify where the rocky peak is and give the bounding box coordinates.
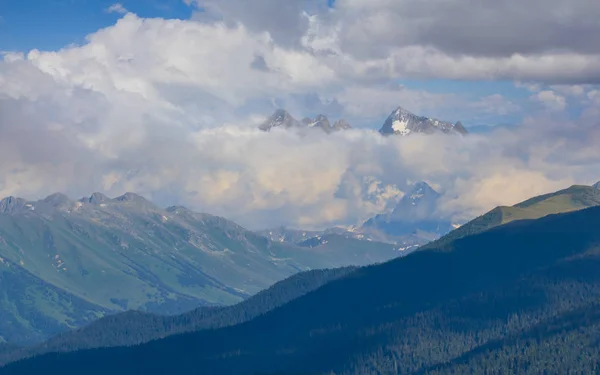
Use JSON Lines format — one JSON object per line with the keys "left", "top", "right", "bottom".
{"left": 42, "top": 193, "right": 72, "bottom": 207}
{"left": 81, "top": 192, "right": 110, "bottom": 205}
{"left": 0, "top": 196, "right": 28, "bottom": 214}
{"left": 259, "top": 110, "right": 352, "bottom": 134}
{"left": 259, "top": 109, "right": 301, "bottom": 131}
{"left": 333, "top": 119, "right": 352, "bottom": 131}
{"left": 593, "top": 181, "right": 600, "bottom": 189}
{"left": 405, "top": 182, "right": 440, "bottom": 203}
{"left": 302, "top": 114, "right": 332, "bottom": 133}
{"left": 114, "top": 192, "right": 149, "bottom": 204}
{"left": 379, "top": 106, "right": 468, "bottom": 136}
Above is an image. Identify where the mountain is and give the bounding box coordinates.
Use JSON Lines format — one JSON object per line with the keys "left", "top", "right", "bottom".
{"left": 427, "top": 183, "right": 600, "bottom": 248}
{"left": 0, "top": 193, "right": 403, "bottom": 345}
{"left": 259, "top": 182, "right": 451, "bottom": 251}
{"left": 379, "top": 107, "right": 468, "bottom": 136}
{"left": 362, "top": 181, "right": 453, "bottom": 238}
{"left": 257, "top": 227, "right": 322, "bottom": 244}
{"left": 0, "top": 257, "right": 110, "bottom": 345}
{"left": 0, "top": 267, "right": 355, "bottom": 365}
{"left": 5, "top": 203, "right": 600, "bottom": 374}
{"left": 593, "top": 181, "right": 600, "bottom": 189}
{"left": 258, "top": 109, "right": 301, "bottom": 131}
{"left": 258, "top": 225, "right": 428, "bottom": 254}
{"left": 301, "top": 114, "right": 332, "bottom": 133}
{"left": 259, "top": 110, "right": 351, "bottom": 133}
{"left": 332, "top": 119, "right": 351, "bottom": 131}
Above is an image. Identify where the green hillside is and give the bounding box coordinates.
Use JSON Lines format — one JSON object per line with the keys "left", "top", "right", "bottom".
{"left": 426, "top": 184, "right": 600, "bottom": 248}
{"left": 0, "top": 260, "right": 108, "bottom": 344}
{"left": 0, "top": 193, "right": 401, "bottom": 344}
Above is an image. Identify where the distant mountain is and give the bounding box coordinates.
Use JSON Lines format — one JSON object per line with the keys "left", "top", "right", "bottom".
{"left": 257, "top": 227, "right": 322, "bottom": 244}
{"left": 258, "top": 109, "right": 301, "bottom": 131}
{"left": 7, "top": 203, "right": 600, "bottom": 374}
{"left": 362, "top": 181, "right": 453, "bottom": 238}
{"left": 379, "top": 107, "right": 468, "bottom": 136}
{"left": 258, "top": 225, "right": 428, "bottom": 254}
{"left": 0, "top": 267, "right": 355, "bottom": 365}
{"left": 259, "top": 182, "right": 450, "bottom": 251}
{"left": 332, "top": 119, "right": 351, "bottom": 131}
{"left": 0, "top": 193, "right": 403, "bottom": 344}
{"left": 259, "top": 110, "right": 351, "bottom": 133}
{"left": 593, "top": 181, "right": 600, "bottom": 189}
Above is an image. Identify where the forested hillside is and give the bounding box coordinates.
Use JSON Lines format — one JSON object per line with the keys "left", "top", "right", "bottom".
{"left": 4, "top": 206, "right": 600, "bottom": 374}
{"left": 0, "top": 267, "right": 355, "bottom": 365}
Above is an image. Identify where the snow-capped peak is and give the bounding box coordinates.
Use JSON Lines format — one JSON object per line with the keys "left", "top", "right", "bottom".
{"left": 379, "top": 106, "right": 468, "bottom": 136}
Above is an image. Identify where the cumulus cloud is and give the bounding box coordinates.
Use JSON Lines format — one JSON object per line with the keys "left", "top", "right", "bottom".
{"left": 1, "top": 10, "right": 599, "bottom": 230}
{"left": 106, "top": 3, "right": 128, "bottom": 14}
{"left": 531, "top": 90, "right": 567, "bottom": 112}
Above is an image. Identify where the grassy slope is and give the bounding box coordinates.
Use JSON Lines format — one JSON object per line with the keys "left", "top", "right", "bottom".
{"left": 425, "top": 184, "right": 600, "bottom": 249}
{"left": 0, "top": 260, "right": 108, "bottom": 344}
{"left": 0, "top": 197, "right": 403, "bottom": 345}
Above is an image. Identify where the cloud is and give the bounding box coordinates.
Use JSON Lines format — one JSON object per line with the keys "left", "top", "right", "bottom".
{"left": 531, "top": 90, "right": 567, "bottom": 112}
{"left": 188, "top": 0, "right": 330, "bottom": 46}
{"left": 1, "top": 12, "right": 599, "bottom": 230}
{"left": 184, "top": 0, "right": 600, "bottom": 83}
{"left": 337, "top": 0, "right": 599, "bottom": 57}
{"left": 106, "top": 3, "right": 128, "bottom": 14}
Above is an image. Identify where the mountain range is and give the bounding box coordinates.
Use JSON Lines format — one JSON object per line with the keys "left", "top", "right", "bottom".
{"left": 258, "top": 110, "right": 352, "bottom": 133}
{"left": 0, "top": 193, "right": 405, "bottom": 345}
{"left": 4, "top": 185, "right": 600, "bottom": 374}
{"left": 259, "top": 182, "right": 600, "bottom": 254}
{"left": 258, "top": 106, "right": 468, "bottom": 136}
{"left": 259, "top": 181, "right": 457, "bottom": 254}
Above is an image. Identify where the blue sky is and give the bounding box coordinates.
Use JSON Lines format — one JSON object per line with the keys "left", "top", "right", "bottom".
{"left": 0, "top": 0, "right": 192, "bottom": 51}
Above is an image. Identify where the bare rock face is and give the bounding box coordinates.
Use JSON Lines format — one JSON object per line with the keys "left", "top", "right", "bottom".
{"left": 259, "top": 110, "right": 351, "bottom": 134}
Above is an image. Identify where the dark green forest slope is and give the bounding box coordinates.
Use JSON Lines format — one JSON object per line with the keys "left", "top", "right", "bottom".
{"left": 0, "top": 267, "right": 355, "bottom": 365}
{"left": 4, "top": 205, "right": 600, "bottom": 374}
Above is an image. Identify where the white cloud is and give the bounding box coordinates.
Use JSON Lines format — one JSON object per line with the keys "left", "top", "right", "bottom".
{"left": 1, "top": 11, "right": 599, "bottom": 231}
{"left": 549, "top": 84, "right": 588, "bottom": 97}
{"left": 106, "top": 3, "right": 128, "bottom": 14}
{"left": 530, "top": 90, "right": 567, "bottom": 111}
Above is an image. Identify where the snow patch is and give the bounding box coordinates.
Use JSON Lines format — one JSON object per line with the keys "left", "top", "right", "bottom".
{"left": 392, "top": 119, "right": 411, "bottom": 135}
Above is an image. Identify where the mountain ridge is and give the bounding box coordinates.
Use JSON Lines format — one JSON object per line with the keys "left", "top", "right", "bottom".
{"left": 0, "top": 192, "right": 404, "bottom": 344}
{"left": 425, "top": 183, "right": 600, "bottom": 249}
{"left": 259, "top": 109, "right": 352, "bottom": 134}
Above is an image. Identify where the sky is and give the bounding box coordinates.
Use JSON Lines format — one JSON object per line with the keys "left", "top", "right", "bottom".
{"left": 1, "top": 0, "right": 600, "bottom": 230}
